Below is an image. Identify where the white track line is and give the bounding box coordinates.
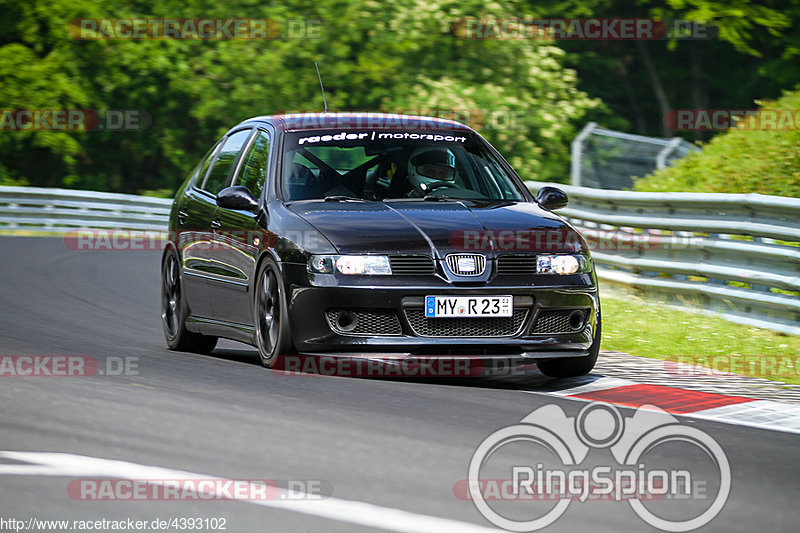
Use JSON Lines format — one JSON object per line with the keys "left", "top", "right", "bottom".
{"left": 546, "top": 377, "right": 636, "bottom": 396}
{"left": 685, "top": 400, "right": 800, "bottom": 434}
{"left": 0, "top": 451, "right": 501, "bottom": 533}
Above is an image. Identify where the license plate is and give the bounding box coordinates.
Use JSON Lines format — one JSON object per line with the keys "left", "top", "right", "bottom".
{"left": 425, "top": 296, "right": 513, "bottom": 318}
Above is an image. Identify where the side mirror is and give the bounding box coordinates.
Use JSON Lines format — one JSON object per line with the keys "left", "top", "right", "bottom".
{"left": 217, "top": 186, "right": 258, "bottom": 212}
{"left": 535, "top": 186, "right": 568, "bottom": 210}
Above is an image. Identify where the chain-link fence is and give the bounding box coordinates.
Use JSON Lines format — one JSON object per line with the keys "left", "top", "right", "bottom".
{"left": 571, "top": 122, "right": 698, "bottom": 189}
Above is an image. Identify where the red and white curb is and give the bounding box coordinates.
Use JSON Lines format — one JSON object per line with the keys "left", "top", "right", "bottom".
{"left": 545, "top": 377, "right": 800, "bottom": 434}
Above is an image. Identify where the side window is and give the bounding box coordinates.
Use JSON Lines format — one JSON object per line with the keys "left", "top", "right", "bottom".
{"left": 201, "top": 129, "right": 253, "bottom": 195}
{"left": 193, "top": 139, "right": 223, "bottom": 186}
{"left": 234, "top": 130, "right": 270, "bottom": 200}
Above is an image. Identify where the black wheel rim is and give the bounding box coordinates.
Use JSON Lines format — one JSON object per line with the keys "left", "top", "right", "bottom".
{"left": 162, "top": 255, "right": 180, "bottom": 338}
{"left": 258, "top": 269, "right": 279, "bottom": 357}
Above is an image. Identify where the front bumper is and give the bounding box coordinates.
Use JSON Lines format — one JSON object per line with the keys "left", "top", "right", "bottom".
{"left": 282, "top": 264, "right": 600, "bottom": 356}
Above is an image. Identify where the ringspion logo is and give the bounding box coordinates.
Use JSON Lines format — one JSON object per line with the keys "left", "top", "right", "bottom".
{"left": 463, "top": 402, "right": 730, "bottom": 531}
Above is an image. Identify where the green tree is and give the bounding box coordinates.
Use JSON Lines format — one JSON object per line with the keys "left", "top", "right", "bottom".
{"left": 529, "top": 0, "right": 798, "bottom": 139}
{"left": 0, "top": 0, "right": 600, "bottom": 193}
{"left": 633, "top": 85, "right": 800, "bottom": 196}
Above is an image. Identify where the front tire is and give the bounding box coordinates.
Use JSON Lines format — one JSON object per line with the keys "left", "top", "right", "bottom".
{"left": 161, "top": 251, "right": 218, "bottom": 354}
{"left": 537, "top": 317, "right": 601, "bottom": 378}
{"left": 254, "top": 257, "right": 295, "bottom": 367}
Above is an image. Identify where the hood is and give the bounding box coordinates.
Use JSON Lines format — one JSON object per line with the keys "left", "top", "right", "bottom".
{"left": 285, "top": 200, "right": 586, "bottom": 256}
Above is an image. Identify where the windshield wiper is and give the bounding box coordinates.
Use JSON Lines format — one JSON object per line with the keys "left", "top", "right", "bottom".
{"left": 323, "top": 195, "right": 364, "bottom": 202}
{"left": 382, "top": 196, "right": 458, "bottom": 202}
{"left": 423, "top": 195, "right": 458, "bottom": 202}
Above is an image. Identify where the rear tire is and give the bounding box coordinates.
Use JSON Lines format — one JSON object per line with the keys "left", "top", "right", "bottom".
{"left": 161, "top": 251, "right": 218, "bottom": 354}
{"left": 254, "top": 257, "right": 295, "bottom": 368}
{"left": 537, "top": 317, "right": 601, "bottom": 378}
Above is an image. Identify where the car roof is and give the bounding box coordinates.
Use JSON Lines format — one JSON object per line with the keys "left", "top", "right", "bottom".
{"left": 239, "top": 112, "right": 475, "bottom": 133}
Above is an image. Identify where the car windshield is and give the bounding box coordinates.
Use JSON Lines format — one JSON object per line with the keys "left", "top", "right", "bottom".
{"left": 281, "top": 130, "right": 527, "bottom": 202}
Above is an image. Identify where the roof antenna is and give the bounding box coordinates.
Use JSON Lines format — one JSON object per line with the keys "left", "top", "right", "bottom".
{"left": 314, "top": 61, "right": 328, "bottom": 113}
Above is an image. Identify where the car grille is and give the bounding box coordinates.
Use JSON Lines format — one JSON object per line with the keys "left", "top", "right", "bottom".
{"left": 530, "top": 309, "right": 588, "bottom": 334}
{"left": 497, "top": 255, "right": 538, "bottom": 274}
{"left": 326, "top": 310, "right": 402, "bottom": 336}
{"left": 445, "top": 253, "right": 486, "bottom": 276}
{"left": 389, "top": 255, "right": 435, "bottom": 275}
{"left": 404, "top": 309, "right": 528, "bottom": 337}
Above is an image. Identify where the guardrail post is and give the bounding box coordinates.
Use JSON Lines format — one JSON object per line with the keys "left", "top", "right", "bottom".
{"left": 570, "top": 122, "right": 596, "bottom": 187}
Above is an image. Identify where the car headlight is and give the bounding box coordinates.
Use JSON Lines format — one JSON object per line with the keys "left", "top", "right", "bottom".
{"left": 308, "top": 255, "right": 392, "bottom": 275}
{"left": 537, "top": 254, "right": 591, "bottom": 275}
{"left": 308, "top": 255, "right": 335, "bottom": 274}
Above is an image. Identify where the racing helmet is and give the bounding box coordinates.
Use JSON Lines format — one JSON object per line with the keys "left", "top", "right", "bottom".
{"left": 407, "top": 147, "right": 456, "bottom": 192}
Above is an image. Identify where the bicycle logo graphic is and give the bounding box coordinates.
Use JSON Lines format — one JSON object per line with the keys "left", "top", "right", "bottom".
{"left": 467, "top": 402, "right": 730, "bottom": 532}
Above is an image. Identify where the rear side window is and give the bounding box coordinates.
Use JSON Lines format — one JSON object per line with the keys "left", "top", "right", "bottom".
{"left": 234, "top": 130, "right": 270, "bottom": 200}
{"left": 201, "top": 129, "right": 253, "bottom": 195}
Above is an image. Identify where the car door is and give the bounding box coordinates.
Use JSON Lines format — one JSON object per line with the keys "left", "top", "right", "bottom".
{"left": 189, "top": 128, "right": 255, "bottom": 321}
{"left": 211, "top": 128, "right": 273, "bottom": 325}
{"left": 177, "top": 138, "right": 223, "bottom": 319}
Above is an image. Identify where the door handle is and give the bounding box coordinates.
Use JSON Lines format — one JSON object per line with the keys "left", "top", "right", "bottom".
{"left": 178, "top": 210, "right": 188, "bottom": 224}
{"left": 211, "top": 219, "right": 222, "bottom": 229}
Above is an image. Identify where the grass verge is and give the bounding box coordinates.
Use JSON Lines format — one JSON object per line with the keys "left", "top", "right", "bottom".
{"left": 601, "top": 294, "right": 800, "bottom": 385}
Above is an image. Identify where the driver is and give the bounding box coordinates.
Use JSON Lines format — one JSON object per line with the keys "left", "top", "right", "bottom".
{"left": 407, "top": 147, "right": 457, "bottom": 197}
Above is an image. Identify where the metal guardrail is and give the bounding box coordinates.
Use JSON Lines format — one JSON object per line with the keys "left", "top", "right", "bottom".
{"left": 2, "top": 185, "right": 798, "bottom": 335}
{"left": 0, "top": 186, "right": 171, "bottom": 232}
{"left": 528, "top": 181, "right": 800, "bottom": 336}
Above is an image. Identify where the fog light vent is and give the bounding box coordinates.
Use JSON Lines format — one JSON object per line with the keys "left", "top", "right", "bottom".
{"left": 325, "top": 309, "right": 402, "bottom": 336}
{"left": 530, "top": 309, "right": 588, "bottom": 334}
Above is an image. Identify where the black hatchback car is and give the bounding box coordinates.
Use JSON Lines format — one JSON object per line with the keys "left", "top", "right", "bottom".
{"left": 161, "top": 113, "right": 601, "bottom": 377}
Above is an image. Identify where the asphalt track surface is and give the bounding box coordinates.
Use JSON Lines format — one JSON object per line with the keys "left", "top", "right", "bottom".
{"left": 0, "top": 237, "right": 798, "bottom": 532}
